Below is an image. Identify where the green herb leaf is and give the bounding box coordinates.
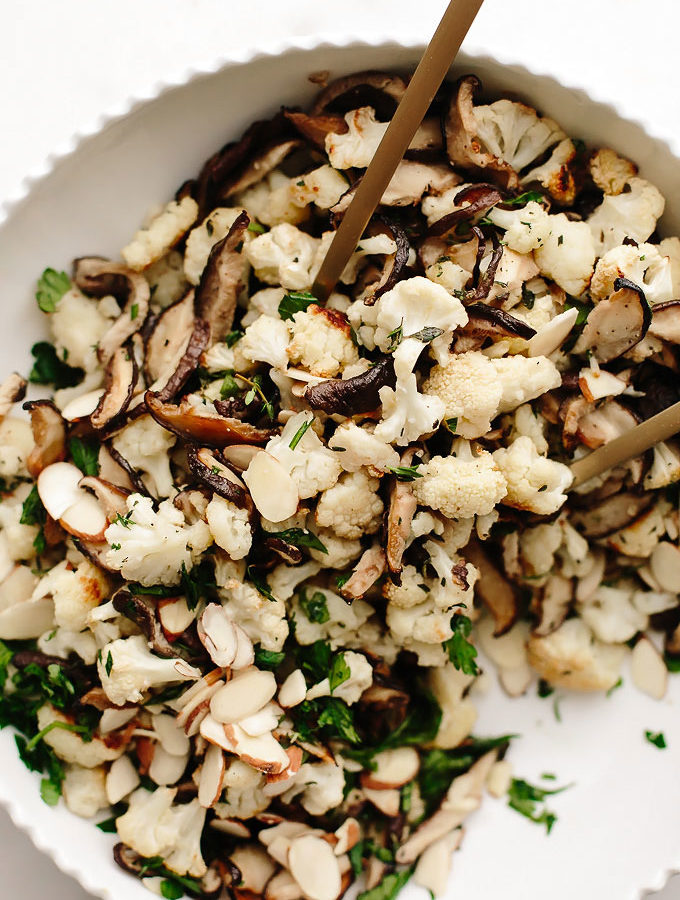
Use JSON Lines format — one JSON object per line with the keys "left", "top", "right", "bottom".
{"left": 130, "top": 303, "right": 139, "bottom": 321}
{"left": 296, "top": 641, "right": 332, "bottom": 683}
{"left": 29, "top": 341, "right": 83, "bottom": 389}
{"left": 254, "top": 648, "right": 286, "bottom": 670}
{"left": 246, "top": 566, "right": 275, "bottom": 603}
{"left": 36, "top": 268, "right": 70, "bottom": 313}
{"left": 289, "top": 417, "right": 313, "bottom": 450}
{"left": 236, "top": 373, "right": 274, "bottom": 420}
{"left": 278, "top": 291, "right": 317, "bottom": 321}
{"left": 507, "top": 777, "right": 570, "bottom": 834}
{"left": 219, "top": 372, "right": 240, "bottom": 399}
{"left": 521, "top": 283, "right": 536, "bottom": 309}
{"left": 224, "top": 330, "right": 243, "bottom": 348}
{"left": 445, "top": 417, "right": 458, "bottom": 433}
{"left": 247, "top": 222, "right": 266, "bottom": 235}
{"left": 40, "top": 777, "right": 62, "bottom": 806}
{"left": 387, "top": 465, "right": 423, "bottom": 482}
{"left": 443, "top": 615, "right": 479, "bottom": 676}
{"left": 266, "top": 527, "right": 327, "bottom": 554}
{"left": 502, "top": 190, "right": 545, "bottom": 208}
{"left": 537, "top": 679, "right": 554, "bottom": 698}
{"left": 317, "top": 697, "right": 360, "bottom": 743}
{"left": 357, "top": 867, "right": 414, "bottom": 900}
{"left": 606, "top": 677, "right": 623, "bottom": 697}
{"left": 299, "top": 588, "right": 330, "bottom": 624}
{"left": 329, "top": 653, "right": 351, "bottom": 693}
{"left": 645, "top": 730, "right": 667, "bottom": 749}
{"left": 20, "top": 485, "right": 46, "bottom": 528}
{"left": 386, "top": 322, "right": 403, "bottom": 351}
{"left": 408, "top": 326, "right": 444, "bottom": 343}
{"left": 160, "top": 881, "right": 184, "bottom": 900}
{"left": 69, "top": 437, "right": 100, "bottom": 476}
{"left": 181, "top": 560, "right": 217, "bottom": 610}
{"left": 105, "top": 651, "right": 114, "bottom": 677}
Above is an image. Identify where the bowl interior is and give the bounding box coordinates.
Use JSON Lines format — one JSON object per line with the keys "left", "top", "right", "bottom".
{"left": 1, "top": 38, "right": 679, "bottom": 900}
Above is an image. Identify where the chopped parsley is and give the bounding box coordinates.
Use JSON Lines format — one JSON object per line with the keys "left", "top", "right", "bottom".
{"left": 443, "top": 615, "right": 479, "bottom": 676}
{"left": 329, "top": 653, "right": 351, "bottom": 693}
{"left": 278, "top": 290, "right": 317, "bottom": 321}
{"left": 105, "top": 652, "right": 114, "bottom": 677}
{"left": 356, "top": 867, "right": 414, "bottom": 900}
{"left": 219, "top": 372, "right": 240, "bottom": 399}
{"left": 130, "top": 303, "right": 139, "bottom": 321}
{"left": 507, "top": 777, "right": 570, "bottom": 833}
{"left": 69, "top": 437, "right": 100, "bottom": 476}
{"left": 606, "top": 677, "right": 623, "bottom": 697}
{"left": 29, "top": 341, "right": 83, "bottom": 389}
{"left": 409, "top": 326, "right": 444, "bottom": 343}
{"left": 224, "top": 329, "right": 243, "bottom": 348}
{"left": 246, "top": 566, "right": 276, "bottom": 602}
{"left": 387, "top": 464, "right": 423, "bottom": 482}
{"left": 299, "top": 588, "right": 330, "bottom": 624}
{"left": 645, "top": 730, "right": 667, "bottom": 749}
{"left": 266, "top": 527, "right": 327, "bottom": 554}
{"left": 254, "top": 648, "right": 286, "bottom": 670}
{"left": 35, "top": 268, "right": 71, "bottom": 313}
{"left": 502, "top": 190, "right": 545, "bottom": 208}
{"left": 181, "top": 560, "right": 217, "bottom": 610}
{"left": 445, "top": 417, "right": 458, "bottom": 433}
{"left": 537, "top": 679, "right": 554, "bottom": 698}
{"left": 247, "top": 221, "right": 266, "bottom": 235}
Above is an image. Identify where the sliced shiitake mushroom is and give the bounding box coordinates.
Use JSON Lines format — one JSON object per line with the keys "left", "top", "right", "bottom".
{"left": 90, "top": 344, "right": 138, "bottom": 430}
{"left": 112, "top": 588, "right": 177, "bottom": 658}
{"left": 444, "top": 76, "right": 518, "bottom": 189}
{"left": 576, "top": 400, "right": 639, "bottom": 450}
{"left": 404, "top": 117, "right": 445, "bottom": 161}
{"left": 380, "top": 161, "right": 459, "bottom": 208}
{"left": 533, "top": 574, "right": 572, "bottom": 636}
{"left": 144, "top": 290, "right": 195, "bottom": 384}
{"left": 649, "top": 300, "right": 680, "bottom": 344}
{"left": 386, "top": 478, "right": 418, "bottom": 577}
{"left": 23, "top": 399, "right": 67, "bottom": 478}
{"left": 186, "top": 445, "right": 250, "bottom": 508}
{"left": 155, "top": 319, "right": 211, "bottom": 404}
{"left": 465, "top": 227, "right": 504, "bottom": 303}
{"left": 263, "top": 536, "right": 304, "bottom": 566}
{"left": 73, "top": 257, "right": 150, "bottom": 364}
{"left": 573, "top": 278, "right": 651, "bottom": 363}
{"left": 285, "top": 109, "right": 348, "bottom": 150}
{"left": 222, "top": 139, "right": 302, "bottom": 198}
{"left": 78, "top": 476, "right": 131, "bottom": 520}
{"left": 465, "top": 539, "right": 518, "bottom": 636}
{"left": 0, "top": 372, "right": 26, "bottom": 421}
{"left": 570, "top": 490, "right": 655, "bottom": 538}
{"left": 311, "top": 70, "right": 407, "bottom": 119}
{"left": 304, "top": 356, "right": 396, "bottom": 416}
{"left": 363, "top": 217, "right": 411, "bottom": 304}
{"left": 194, "top": 210, "right": 249, "bottom": 345}
{"left": 340, "top": 545, "right": 386, "bottom": 600}
{"left": 462, "top": 303, "right": 536, "bottom": 340}
{"left": 146, "top": 392, "right": 275, "bottom": 447}
{"left": 427, "top": 183, "right": 504, "bottom": 237}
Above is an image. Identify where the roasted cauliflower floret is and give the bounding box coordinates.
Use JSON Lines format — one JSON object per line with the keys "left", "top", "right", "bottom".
{"left": 589, "top": 148, "right": 637, "bottom": 196}
{"left": 266, "top": 412, "right": 342, "bottom": 500}
{"left": 328, "top": 422, "right": 399, "bottom": 473}
{"left": 325, "top": 107, "right": 388, "bottom": 169}
{"left": 116, "top": 787, "right": 207, "bottom": 877}
{"left": 291, "top": 588, "right": 373, "bottom": 648}
{"left": 527, "top": 618, "right": 624, "bottom": 691}
{"left": 314, "top": 470, "right": 384, "bottom": 539}
{"left": 33, "top": 558, "right": 109, "bottom": 631}
{"left": 589, "top": 242, "right": 673, "bottom": 304}
{"left": 473, "top": 99, "right": 567, "bottom": 174}
{"left": 219, "top": 579, "right": 288, "bottom": 651}
{"left": 494, "top": 436, "right": 572, "bottom": 515}
{"left": 36, "top": 704, "right": 123, "bottom": 767}
{"left": 50, "top": 288, "right": 112, "bottom": 373}
{"left": 97, "top": 635, "right": 200, "bottom": 706}
{"left": 422, "top": 351, "right": 503, "bottom": 439}
{"left": 245, "top": 223, "right": 319, "bottom": 290}
{"left": 104, "top": 494, "right": 212, "bottom": 586}
{"left": 492, "top": 355, "right": 562, "bottom": 414}
{"left": 184, "top": 206, "right": 250, "bottom": 284}
{"left": 112, "top": 415, "right": 176, "bottom": 498}
{"left": 588, "top": 177, "right": 665, "bottom": 255}
{"left": 412, "top": 442, "right": 507, "bottom": 520}
{"left": 61, "top": 764, "right": 109, "bottom": 818}
{"left": 205, "top": 495, "right": 252, "bottom": 560}
{"left": 122, "top": 197, "right": 199, "bottom": 272}
{"left": 239, "top": 313, "right": 291, "bottom": 370}
{"left": 287, "top": 305, "right": 358, "bottom": 377}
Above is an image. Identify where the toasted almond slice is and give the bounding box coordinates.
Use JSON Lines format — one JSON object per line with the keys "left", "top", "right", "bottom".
{"left": 173, "top": 658, "right": 202, "bottom": 679}
{"left": 631, "top": 636, "right": 668, "bottom": 700}
{"left": 210, "top": 668, "right": 277, "bottom": 724}
{"left": 149, "top": 744, "right": 189, "bottom": 785}
{"left": 362, "top": 786, "right": 401, "bottom": 817}
{"left": 243, "top": 451, "right": 299, "bottom": 522}
{"left": 259, "top": 821, "right": 312, "bottom": 849}
{"left": 333, "top": 818, "right": 361, "bottom": 855}
{"left": 239, "top": 702, "right": 283, "bottom": 738}
{"left": 158, "top": 597, "right": 195, "bottom": 637}
{"left": 100, "top": 707, "right": 138, "bottom": 734}
{"left": 61, "top": 389, "right": 105, "bottom": 422}
{"left": 264, "top": 747, "right": 304, "bottom": 796}
{"left": 153, "top": 712, "right": 191, "bottom": 757}
{"left": 229, "top": 845, "right": 277, "bottom": 895}
{"left": 200, "top": 714, "right": 236, "bottom": 752}
{"left": 106, "top": 754, "right": 140, "bottom": 804}
{"left": 267, "top": 834, "right": 294, "bottom": 868}
{"left": 278, "top": 669, "right": 307, "bottom": 709}
{"left": 499, "top": 663, "right": 533, "bottom": 697}
{"left": 223, "top": 723, "right": 290, "bottom": 775}
{"left": 527, "top": 307, "right": 579, "bottom": 358}
{"left": 413, "top": 829, "right": 463, "bottom": 897}
{"left": 222, "top": 444, "right": 261, "bottom": 472}
{"left": 59, "top": 493, "right": 109, "bottom": 541}
{"left": 650, "top": 541, "right": 680, "bottom": 593}
{"left": 37, "top": 462, "right": 83, "bottom": 521}
{"left": 232, "top": 623, "right": 255, "bottom": 670}
{"left": 198, "top": 742, "right": 227, "bottom": 808}
{"left": 176, "top": 679, "right": 224, "bottom": 736}
{"left": 198, "top": 604, "right": 238, "bottom": 667}
{"left": 360, "top": 747, "right": 420, "bottom": 790}
{"left": 210, "top": 817, "right": 251, "bottom": 839}
{"left": 265, "top": 870, "right": 303, "bottom": 900}
{"left": 0, "top": 566, "right": 38, "bottom": 613}
{"left": 0, "top": 597, "right": 54, "bottom": 640}
{"left": 477, "top": 618, "right": 529, "bottom": 670}
{"left": 486, "top": 759, "right": 513, "bottom": 798}
{"left": 288, "top": 834, "right": 342, "bottom": 900}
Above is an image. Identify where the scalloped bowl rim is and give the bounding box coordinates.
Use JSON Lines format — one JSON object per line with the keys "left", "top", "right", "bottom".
{"left": 0, "top": 31, "right": 679, "bottom": 900}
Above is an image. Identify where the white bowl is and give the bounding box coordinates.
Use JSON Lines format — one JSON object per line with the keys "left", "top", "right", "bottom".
{"left": 1, "top": 35, "right": 680, "bottom": 900}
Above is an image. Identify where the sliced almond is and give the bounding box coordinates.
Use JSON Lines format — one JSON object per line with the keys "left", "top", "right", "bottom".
{"left": 59, "top": 492, "right": 109, "bottom": 541}
{"left": 239, "top": 702, "right": 283, "bottom": 738}
{"left": 223, "top": 723, "right": 290, "bottom": 775}
{"left": 198, "top": 604, "right": 239, "bottom": 667}
{"left": 362, "top": 786, "right": 401, "bottom": 817}
{"left": 149, "top": 744, "right": 189, "bottom": 785}
{"left": 210, "top": 668, "right": 277, "bottom": 724}
{"left": 0, "top": 597, "right": 54, "bottom": 640}
{"left": 176, "top": 679, "right": 224, "bottom": 737}
{"left": 265, "top": 870, "right": 304, "bottom": 900}
{"left": 361, "top": 747, "right": 420, "bottom": 790}
{"left": 232, "top": 623, "right": 255, "bottom": 670}
{"left": 278, "top": 669, "right": 307, "bottom": 708}
{"left": 61, "top": 389, "right": 106, "bottom": 422}
{"left": 222, "top": 444, "right": 261, "bottom": 472}
{"left": 106, "top": 754, "right": 140, "bottom": 804}
{"left": 288, "top": 834, "right": 342, "bottom": 900}
{"left": 499, "top": 664, "right": 533, "bottom": 697}
{"left": 413, "top": 829, "right": 462, "bottom": 897}
{"left": 0, "top": 566, "right": 38, "bottom": 613}
{"left": 631, "top": 636, "right": 668, "bottom": 700}
{"left": 243, "top": 451, "right": 299, "bottom": 522}
{"left": 210, "top": 817, "right": 251, "bottom": 839}
{"left": 153, "top": 712, "right": 191, "bottom": 757}
{"left": 100, "top": 707, "right": 138, "bottom": 734}
{"left": 198, "top": 742, "right": 227, "bottom": 808}
{"left": 158, "top": 597, "right": 195, "bottom": 637}
{"left": 229, "top": 845, "right": 277, "bottom": 895}
{"left": 486, "top": 759, "right": 513, "bottom": 798}
{"left": 477, "top": 618, "right": 529, "bottom": 670}
{"left": 333, "top": 818, "right": 361, "bottom": 855}
{"left": 259, "top": 820, "right": 312, "bottom": 849}
{"left": 264, "top": 746, "right": 304, "bottom": 795}
{"left": 37, "top": 462, "right": 84, "bottom": 521}
{"left": 650, "top": 541, "right": 680, "bottom": 593}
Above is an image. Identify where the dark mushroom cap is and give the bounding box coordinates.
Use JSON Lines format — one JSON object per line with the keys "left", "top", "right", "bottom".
{"left": 285, "top": 109, "right": 348, "bottom": 150}
{"left": 304, "top": 356, "right": 396, "bottom": 416}
{"left": 194, "top": 211, "right": 249, "bottom": 345}
{"left": 91, "top": 344, "right": 138, "bottom": 431}
{"left": 570, "top": 490, "right": 655, "bottom": 538}
{"left": 146, "top": 392, "right": 275, "bottom": 447}
{"left": 573, "top": 278, "right": 651, "bottom": 362}
{"left": 23, "top": 399, "right": 67, "bottom": 478}
{"left": 186, "top": 445, "right": 250, "bottom": 509}
{"left": 311, "top": 71, "right": 407, "bottom": 119}
{"left": 427, "top": 183, "right": 505, "bottom": 237}
{"left": 222, "top": 140, "right": 302, "bottom": 199}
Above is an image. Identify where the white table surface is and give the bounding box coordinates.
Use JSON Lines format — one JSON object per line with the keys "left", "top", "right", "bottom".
{"left": 1, "top": 1, "right": 679, "bottom": 897}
